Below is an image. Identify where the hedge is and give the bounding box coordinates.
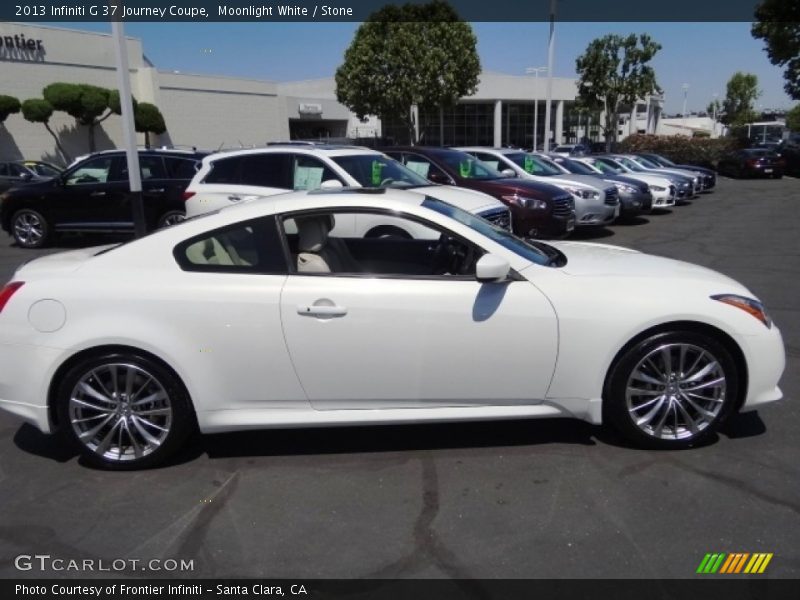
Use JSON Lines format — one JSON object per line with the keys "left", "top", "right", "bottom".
{"left": 618, "top": 134, "right": 740, "bottom": 169}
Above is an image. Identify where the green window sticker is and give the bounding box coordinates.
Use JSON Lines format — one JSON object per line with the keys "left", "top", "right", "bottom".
{"left": 524, "top": 155, "right": 536, "bottom": 174}
{"left": 371, "top": 160, "right": 386, "bottom": 185}
{"left": 459, "top": 160, "right": 472, "bottom": 178}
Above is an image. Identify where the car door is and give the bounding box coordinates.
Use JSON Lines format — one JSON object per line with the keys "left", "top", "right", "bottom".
{"left": 199, "top": 153, "right": 293, "bottom": 210}
{"left": 55, "top": 155, "right": 128, "bottom": 228}
{"left": 278, "top": 207, "right": 558, "bottom": 410}
{"left": 171, "top": 216, "right": 309, "bottom": 412}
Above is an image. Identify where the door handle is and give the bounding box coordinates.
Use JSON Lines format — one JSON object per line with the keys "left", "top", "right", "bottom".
{"left": 228, "top": 195, "right": 242, "bottom": 202}
{"left": 297, "top": 304, "right": 348, "bottom": 318}
{"left": 148, "top": 187, "right": 166, "bottom": 193}
{"left": 89, "top": 191, "right": 106, "bottom": 197}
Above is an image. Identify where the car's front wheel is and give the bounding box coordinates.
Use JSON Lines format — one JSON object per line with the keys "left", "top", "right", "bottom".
{"left": 56, "top": 352, "right": 195, "bottom": 470}
{"left": 157, "top": 210, "right": 186, "bottom": 228}
{"left": 604, "top": 331, "right": 739, "bottom": 449}
{"left": 11, "top": 208, "right": 49, "bottom": 249}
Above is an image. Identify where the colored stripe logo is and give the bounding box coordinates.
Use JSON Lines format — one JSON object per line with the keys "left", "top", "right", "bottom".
{"left": 697, "top": 553, "right": 773, "bottom": 574}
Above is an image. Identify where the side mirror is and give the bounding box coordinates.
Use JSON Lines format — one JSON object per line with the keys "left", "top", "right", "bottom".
{"left": 320, "top": 179, "right": 343, "bottom": 189}
{"left": 427, "top": 171, "right": 451, "bottom": 185}
{"left": 19, "top": 172, "right": 33, "bottom": 182}
{"left": 500, "top": 168, "right": 516, "bottom": 178}
{"left": 475, "top": 254, "right": 511, "bottom": 283}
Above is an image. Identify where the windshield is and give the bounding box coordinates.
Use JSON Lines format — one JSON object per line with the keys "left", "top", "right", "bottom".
{"left": 652, "top": 155, "right": 676, "bottom": 167}
{"left": 593, "top": 158, "right": 624, "bottom": 174}
{"left": 26, "top": 163, "right": 61, "bottom": 177}
{"left": 505, "top": 153, "right": 563, "bottom": 176}
{"left": 634, "top": 156, "right": 660, "bottom": 169}
{"left": 558, "top": 158, "right": 598, "bottom": 176}
{"left": 616, "top": 157, "right": 645, "bottom": 172}
{"left": 332, "top": 154, "right": 430, "bottom": 188}
{"left": 438, "top": 151, "right": 504, "bottom": 180}
{"left": 422, "top": 196, "right": 551, "bottom": 266}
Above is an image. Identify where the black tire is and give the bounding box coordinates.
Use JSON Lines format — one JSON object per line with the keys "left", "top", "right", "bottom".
{"left": 156, "top": 210, "right": 186, "bottom": 229}
{"left": 604, "top": 330, "right": 739, "bottom": 449}
{"left": 11, "top": 208, "right": 49, "bottom": 249}
{"left": 56, "top": 351, "right": 195, "bottom": 470}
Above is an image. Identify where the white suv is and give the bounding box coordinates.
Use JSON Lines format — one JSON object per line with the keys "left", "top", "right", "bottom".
{"left": 183, "top": 145, "right": 512, "bottom": 236}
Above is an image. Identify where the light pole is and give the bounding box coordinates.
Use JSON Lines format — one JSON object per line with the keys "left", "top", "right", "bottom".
{"left": 543, "top": 0, "right": 556, "bottom": 152}
{"left": 525, "top": 66, "right": 548, "bottom": 151}
{"left": 711, "top": 93, "right": 718, "bottom": 138}
{"left": 681, "top": 83, "right": 689, "bottom": 131}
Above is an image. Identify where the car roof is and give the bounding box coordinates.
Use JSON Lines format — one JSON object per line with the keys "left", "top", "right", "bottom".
{"left": 456, "top": 146, "right": 522, "bottom": 155}
{"left": 207, "top": 145, "right": 383, "bottom": 161}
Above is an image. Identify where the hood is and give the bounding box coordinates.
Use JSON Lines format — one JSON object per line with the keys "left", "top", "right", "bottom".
{"left": 536, "top": 173, "right": 606, "bottom": 191}
{"left": 414, "top": 185, "right": 504, "bottom": 214}
{"left": 601, "top": 175, "right": 648, "bottom": 192}
{"left": 473, "top": 177, "right": 573, "bottom": 200}
{"left": 644, "top": 167, "right": 696, "bottom": 182}
{"left": 543, "top": 241, "right": 747, "bottom": 289}
{"left": 4, "top": 178, "right": 56, "bottom": 196}
{"left": 14, "top": 245, "right": 115, "bottom": 278}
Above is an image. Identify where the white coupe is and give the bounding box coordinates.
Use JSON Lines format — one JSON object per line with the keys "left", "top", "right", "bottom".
{"left": 0, "top": 189, "right": 785, "bottom": 469}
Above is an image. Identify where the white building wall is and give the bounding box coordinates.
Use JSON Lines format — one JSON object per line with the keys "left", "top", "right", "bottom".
{"left": 156, "top": 71, "right": 286, "bottom": 149}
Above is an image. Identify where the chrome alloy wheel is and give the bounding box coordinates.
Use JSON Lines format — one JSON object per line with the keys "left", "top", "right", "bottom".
{"left": 161, "top": 212, "right": 185, "bottom": 227}
{"left": 68, "top": 363, "right": 173, "bottom": 462}
{"left": 13, "top": 212, "right": 44, "bottom": 247}
{"left": 625, "top": 343, "right": 726, "bottom": 440}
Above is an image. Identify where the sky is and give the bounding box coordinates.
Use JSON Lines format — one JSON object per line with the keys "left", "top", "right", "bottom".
{"left": 42, "top": 21, "right": 794, "bottom": 114}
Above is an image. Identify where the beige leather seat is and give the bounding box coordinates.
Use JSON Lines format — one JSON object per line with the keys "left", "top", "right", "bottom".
{"left": 296, "top": 215, "right": 359, "bottom": 273}
{"left": 185, "top": 235, "right": 251, "bottom": 266}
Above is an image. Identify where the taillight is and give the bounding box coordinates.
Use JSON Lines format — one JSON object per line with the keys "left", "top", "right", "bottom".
{"left": 0, "top": 281, "right": 24, "bottom": 312}
{"left": 182, "top": 191, "right": 196, "bottom": 202}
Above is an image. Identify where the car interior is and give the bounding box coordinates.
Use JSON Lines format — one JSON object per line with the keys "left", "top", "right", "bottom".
{"left": 284, "top": 214, "right": 481, "bottom": 277}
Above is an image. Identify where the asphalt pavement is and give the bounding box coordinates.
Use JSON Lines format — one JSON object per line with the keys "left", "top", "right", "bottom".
{"left": 0, "top": 176, "right": 797, "bottom": 579}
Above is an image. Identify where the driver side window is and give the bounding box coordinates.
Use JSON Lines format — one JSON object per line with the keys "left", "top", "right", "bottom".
{"left": 280, "top": 209, "right": 483, "bottom": 278}
{"left": 65, "top": 157, "right": 115, "bottom": 185}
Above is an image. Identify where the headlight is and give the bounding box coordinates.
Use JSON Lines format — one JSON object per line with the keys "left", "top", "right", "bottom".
{"left": 711, "top": 294, "right": 772, "bottom": 328}
{"left": 500, "top": 194, "right": 547, "bottom": 210}
{"left": 614, "top": 183, "right": 637, "bottom": 194}
{"left": 650, "top": 185, "right": 666, "bottom": 192}
{"left": 560, "top": 186, "right": 598, "bottom": 200}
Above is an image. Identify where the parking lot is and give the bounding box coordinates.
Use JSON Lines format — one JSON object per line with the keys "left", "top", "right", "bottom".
{"left": 0, "top": 175, "right": 798, "bottom": 579}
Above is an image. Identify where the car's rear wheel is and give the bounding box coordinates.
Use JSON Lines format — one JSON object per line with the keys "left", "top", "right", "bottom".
{"left": 157, "top": 210, "right": 186, "bottom": 228}
{"left": 56, "top": 352, "right": 195, "bottom": 470}
{"left": 604, "top": 331, "right": 738, "bottom": 449}
{"left": 12, "top": 209, "right": 49, "bottom": 248}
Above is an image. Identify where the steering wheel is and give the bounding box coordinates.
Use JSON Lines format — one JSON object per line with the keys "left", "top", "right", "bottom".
{"left": 380, "top": 177, "right": 395, "bottom": 187}
{"left": 430, "top": 234, "right": 457, "bottom": 275}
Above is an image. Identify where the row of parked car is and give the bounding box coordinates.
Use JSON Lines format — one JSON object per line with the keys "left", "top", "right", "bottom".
{"left": 0, "top": 142, "right": 733, "bottom": 249}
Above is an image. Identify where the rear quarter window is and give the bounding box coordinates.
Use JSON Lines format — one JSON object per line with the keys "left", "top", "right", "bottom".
{"left": 203, "top": 157, "right": 242, "bottom": 184}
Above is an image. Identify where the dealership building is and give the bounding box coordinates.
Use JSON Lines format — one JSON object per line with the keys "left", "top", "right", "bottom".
{"left": 0, "top": 23, "right": 666, "bottom": 165}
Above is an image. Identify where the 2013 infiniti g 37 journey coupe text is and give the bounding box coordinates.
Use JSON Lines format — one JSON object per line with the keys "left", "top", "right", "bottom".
{"left": 0, "top": 189, "right": 785, "bottom": 469}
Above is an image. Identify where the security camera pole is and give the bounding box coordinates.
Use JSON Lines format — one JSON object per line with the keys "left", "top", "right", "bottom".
{"left": 112, "top": 21, "right": 146, "bottom": 238}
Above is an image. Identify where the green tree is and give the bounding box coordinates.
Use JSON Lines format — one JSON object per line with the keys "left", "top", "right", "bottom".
{"left": 335, "top": 0, "right": 480, "bottom": 144}
{"left": 575, "top": 33, "right": 662, "bottom": 151}
{"left": 752, "top": 0, "right": 800, "bottom": 100}
{"left": 786, "top": 104, "right": 800, "bottom": 132}
{"left": 0, "top": 95, "right": 21, "bottom": 125}
{"left": 42, "top": 83, "right": 129, "bottom": 152}
{"left": 135, "top": 102, "right": 167, "bottom": 147}
{"left": 721, "top": 72, "right": 760, "bottom": 128}
{"left": 21, "top": 98, "right": 70, "bottom": 162}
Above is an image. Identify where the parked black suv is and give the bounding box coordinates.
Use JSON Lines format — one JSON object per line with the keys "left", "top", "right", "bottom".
{"left": 0, "top": 149, "right": 207, "bottom": 248}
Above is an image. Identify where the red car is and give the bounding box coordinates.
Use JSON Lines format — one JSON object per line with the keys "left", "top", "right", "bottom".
{"left": 381, "top": 146, "right": 575, "bottom": 238}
